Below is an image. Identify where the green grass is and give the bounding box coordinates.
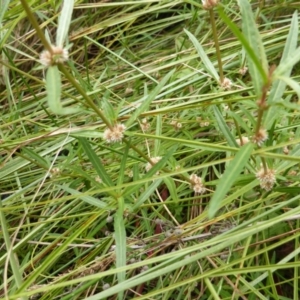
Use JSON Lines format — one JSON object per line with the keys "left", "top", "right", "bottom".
{"left": 1, "top": 0, "right": 300, "bottom": 299}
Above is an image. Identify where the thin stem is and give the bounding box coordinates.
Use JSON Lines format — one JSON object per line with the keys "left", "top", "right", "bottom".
{"left": 209, "top": 9, "right": 224, "bottom": 84}
{"left": 20, "top": 0, "right": 53, "bottom": 53}
{"left": 58, "top": 64, "right": 113, "bottom": 129}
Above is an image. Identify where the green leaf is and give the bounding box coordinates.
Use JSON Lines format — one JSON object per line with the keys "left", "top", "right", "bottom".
{"left": 132, "top": 179, "right": 163, "bottom": 210}
{"left": 102, "top": 95, "right": 116, "bottom": 121}
{"left": 22, "top": 147, "right": 49, "bottom": 168}
{"left": 217, "top": 5, "right": 268, "bottom": 96}
{"left": 273, "top": 46, "right": 300, "bottom": 78}
{"left": 0, "top": 0, "right": 9, "bottom": 23}
{"left": 213, "top": 105, "right": 237, "bottom": 147}
{"left": 114, "top": 198, "right": 126, "bottom": 300}
{"left": 126, "top": 70, "right": 174, "bottom": 128}
{"left": 56, "top": 0, "right": 74, "bottom": 47}
{"left": 124, "top": 146, "right": 177, "bottom": 200}
{"left": 58, "top": 185, "right": 107, "bottom": 209}
{"left": 184, "top": 28, "right": 219, "bottom": 82}
{"left": 208, "top": 142, "right": 254, "bottom": 218}
{"left": 265, "top": 11, "right": 298, "bottom": 129}
{"left": 46, "top": 66, "right": 62, "bottom": 113}
{"left": 46, "top": 66, "right": 79, "bottom": 115}
{"left": 78, "top": 137, "right": 114, "bottom": 187}
{"left": 238, "top": 0, "right": 268, "bottom": 96}
{"left": 117, "top": 143, "right": 129, "bottom": 187}
{"left": 276, "top": 76, "right": 300, "bottom": 100}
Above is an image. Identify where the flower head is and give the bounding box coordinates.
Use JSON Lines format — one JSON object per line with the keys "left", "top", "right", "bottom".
{"left": 145, "top": 157, "right": 162, "bottom": 173}
{"left": 40, "top": 45, "right": 69, "bottom": 67}
{"left": 202, "top": 0, "right": 219, "bottom": 10}
{"left": 189, "top": 174, "right": 206, "bottom": 194}
{"left": 236, "top": 136, "right": 250, "bottom": 146}
{"left": 220, "top": 77, "right": 232, "bottom": 90}
{"left": 239, "top": 67, "right": 248, "bottom": 76}
{"left": 103, "top": 123, "right": 126, "bottom": 143}
{"left": 140, "top": 118, "right": 151, "bottom": 132}
{"left": 256, "top": 167, "right": 276, "bottom": 191}
{"left": 253, "top": 128, "right": 268, "bottom": 146}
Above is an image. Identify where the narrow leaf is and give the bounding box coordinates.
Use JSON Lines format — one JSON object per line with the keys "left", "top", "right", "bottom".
{"left": 58, "top": 185, "right": 107, "bottom": 209}
{"left": 126, "top": 70, "right": 174, "bottom": 127}
{"left": 184, "top": 28, "right": 219, "bottom": 82}
{"left": 46, "top": 66, "right": 62, "bottom": 114}
{"left": 208, "top": 143, "right": 254, "bottom": 218}
{"left": 213, "top": 105, "right": 237, "bottom": 147}
{"left": 265, "top": 11, "right": 298, "bottom": 129}
{"left": 114, "top": 199, "right": 126, "bottom": 300}
{"left": 273, "top": 46, "right": 300, "bottom": 77}
{"left": 276, "top": 75, "right": 300, "bottom": 100}
{"left": 238, "top": 0, "right": 268, "bottom": 96}
{"left": 56, "top": 0, "right": 74, "bottom": 47}
{"left": 78, "top": 137, "right": 114, "bottom": 187}
{"left": 117, "top": 143, "right": 129, "bottom": 186}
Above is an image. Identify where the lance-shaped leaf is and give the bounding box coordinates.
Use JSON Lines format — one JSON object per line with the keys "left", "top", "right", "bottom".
{"left": 56, "top": 0, "right": 74, "bottom": 47}
{"left": 238, "top": 0, "right": 268, "bottom": 96}
{"left": 208, "top": 143, "right": 254, "bottom": 218}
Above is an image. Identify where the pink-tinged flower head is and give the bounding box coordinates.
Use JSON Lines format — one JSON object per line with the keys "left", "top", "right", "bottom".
{"left": 202, "top": 0, "right": 219, "bottom": 10}
{"left": 103, "top": 123, "right": 126, "bottom": 143}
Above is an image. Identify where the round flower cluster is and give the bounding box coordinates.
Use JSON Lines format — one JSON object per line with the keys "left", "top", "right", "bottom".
{"left": 189, "top": 174, "right": 206, "bottom": 194}
{"left": 103, "top": 124, "right": 126, "bottom": 143}
{"left": 256, "top": 167, "right": 276, "bottom": 191}
{"left": 145, "top": 157, "right": 162, "bottom": 173}
{"left": 40, "top": 45, "right": 69, "bottom": 67}
{"left": 253, "top": 128, "right": 268, "bottom": 146}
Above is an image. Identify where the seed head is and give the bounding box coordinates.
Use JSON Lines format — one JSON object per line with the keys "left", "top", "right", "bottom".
{"left": 103, "top": 124, "right": 126, "bottom": 143}
{"left": 40, "top": 45, "right": 69, "bottom": 67}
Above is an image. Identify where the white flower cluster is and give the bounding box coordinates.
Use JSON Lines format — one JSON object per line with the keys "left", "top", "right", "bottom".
{"left": 103, "top": 124, "right": 126, "bottom": 143}
{"left": 189, "top": 174, "right": 206, "bottom": 194}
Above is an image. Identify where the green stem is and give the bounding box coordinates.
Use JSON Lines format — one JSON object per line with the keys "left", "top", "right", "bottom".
{"left": 20, "top": 0, "right": 52, "bottom": 53}
{"left": 228, "top": 103, "right": 243, "bottom": 144}
{"left": 58, "top": 64, "right": 113, "bottom": 129}
{"left": 209, "top": 9, "right": 224, "bottom": 84}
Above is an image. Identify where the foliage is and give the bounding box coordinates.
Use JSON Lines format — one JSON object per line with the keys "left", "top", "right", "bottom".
{"left": 1, "top": 0, "right": 300, "bottom": 299}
